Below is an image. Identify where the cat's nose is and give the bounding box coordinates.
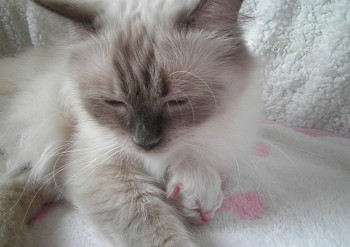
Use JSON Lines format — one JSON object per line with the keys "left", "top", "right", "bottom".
{"left": 132, "top": 115, "right": 163, "bottom": 151}
{"left": 134, "top": 137, "right": 160, "bottom": 150}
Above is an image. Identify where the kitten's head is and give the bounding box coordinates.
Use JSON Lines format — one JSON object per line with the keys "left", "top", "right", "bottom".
{"left": 35, "top": 0, "right": 256, "bottom": 158}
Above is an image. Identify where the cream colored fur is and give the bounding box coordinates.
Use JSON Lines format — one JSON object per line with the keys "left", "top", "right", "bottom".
{"left": 0, "top": 0, "right": 259, "bottom": 246}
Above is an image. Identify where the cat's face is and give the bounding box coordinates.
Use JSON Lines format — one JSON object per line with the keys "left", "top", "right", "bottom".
{"left": 71, "top": 26, "right": 248, "bottom": 155}
{"left": 36, "top": 0, "right": 252, "bottom": 157}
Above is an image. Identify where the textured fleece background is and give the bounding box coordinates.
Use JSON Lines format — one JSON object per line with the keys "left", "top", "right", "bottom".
{"left": 1, "top": 0, "right": 350, "bottom": 136}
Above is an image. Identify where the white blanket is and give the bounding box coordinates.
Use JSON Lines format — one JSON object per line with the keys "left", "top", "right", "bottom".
{"left": 1, "top": 0, "right": 349, "bottom": 136}
{"left": 29, "top": 122, "right": 350, "bottom": 247}
{"left": 1, "top": 0, "right": 350, "bottom": 246}
{"left": 242, "top": 0, "right": 350, "bottom": 136}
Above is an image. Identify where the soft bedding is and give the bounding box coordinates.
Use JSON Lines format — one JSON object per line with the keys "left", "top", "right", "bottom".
{"left": 29, "top": 122, "right": 350, "bottom": 247}
{"left": 1, "top": 0, "right": 349, "bottom": 246}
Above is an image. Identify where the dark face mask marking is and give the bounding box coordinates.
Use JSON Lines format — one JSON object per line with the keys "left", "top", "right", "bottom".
{"left": 130, "top": 110, "right": 163, "bottom": 150}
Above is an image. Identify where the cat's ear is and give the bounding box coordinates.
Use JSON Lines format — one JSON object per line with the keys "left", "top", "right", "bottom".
{"left": 179, "top": 0, "right": 244, "bottom": 35}
{"left": 32, "top": 0, "right": 100, "bottom": 31}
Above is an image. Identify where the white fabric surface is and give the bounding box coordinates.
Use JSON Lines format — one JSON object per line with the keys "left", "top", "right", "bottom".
{"left": 242, "top": 0, "right": 350, "bottom": 136}
{"left": 1, "top": 0, "right": 349, "bottom": 136}
{"left": 0, "top": 0, "right": 75, "bottom": 53}
{"left": 29, "top": 123, "right": 350, "bottom": 247}
{"left": 1, "top": 1, "right": 350, "bottom": 246}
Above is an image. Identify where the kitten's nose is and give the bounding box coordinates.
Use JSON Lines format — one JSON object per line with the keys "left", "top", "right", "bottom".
{"left": 133, "top": 137, "right": 160, "bottom": 150}
{"left": 132, "top": 112, "right": 163, "bottom": 151}
{"left": 133, "top": 138, "right": 160, "bottom": 150}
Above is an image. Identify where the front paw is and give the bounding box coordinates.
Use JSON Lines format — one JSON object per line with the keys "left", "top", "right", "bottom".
{"left": 166, "top": 165, "right": 224, "bottom": 224}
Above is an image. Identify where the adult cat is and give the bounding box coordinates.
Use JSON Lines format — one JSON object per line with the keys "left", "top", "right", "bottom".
{"left": 0, "top": 0, "right": 260, "bottom": 246}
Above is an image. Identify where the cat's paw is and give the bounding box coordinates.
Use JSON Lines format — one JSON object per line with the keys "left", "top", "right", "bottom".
{"left": 166, "top": 165, "right": 224, "bottom": 224}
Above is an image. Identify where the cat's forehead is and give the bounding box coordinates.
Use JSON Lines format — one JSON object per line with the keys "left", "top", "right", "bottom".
{"left": 76, "top": 21, "right": 229, "bottom": 103}
{"left": 106, "top": 26, "right": 206, "bottom": 91}
{"left": 110, "top": 28, "right": 169, "bottom": 100}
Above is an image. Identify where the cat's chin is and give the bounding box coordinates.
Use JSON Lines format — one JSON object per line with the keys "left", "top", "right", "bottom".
{"left": 132, "top": 138, "right": 173, "bottom": 154}
{"left": 135, "top": 145, "right": 166, "bottom": 156}
{"left": 133, "top": 142, "right": 174, "bottom": 161}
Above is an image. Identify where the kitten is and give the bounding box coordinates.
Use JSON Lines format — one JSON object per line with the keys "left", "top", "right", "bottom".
{"left": 0, "top": 0, "right": 260, "bottom": 246}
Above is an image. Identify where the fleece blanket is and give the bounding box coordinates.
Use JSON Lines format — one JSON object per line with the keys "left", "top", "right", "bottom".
{"left": 241, "top": 0, "right": 350, "bottom": 136}
{"left": 1, "top": 1, "right": 350, "bottom": 246}
{"left": 0, "top": 0, "right": 349, "bottom": 136}
{"left": 27, "top": 122, "right": 350, "bottom": 247}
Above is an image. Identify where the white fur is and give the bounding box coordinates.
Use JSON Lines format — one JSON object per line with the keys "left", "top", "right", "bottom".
{"left": 0, "top": 0, "right": 260, "bottom": 246}
{"left": 0, "top": 49, "right": 72, "bottom": 179}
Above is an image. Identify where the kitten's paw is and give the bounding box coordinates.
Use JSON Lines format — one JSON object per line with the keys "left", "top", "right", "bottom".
{"left": 167, "top": 165, "right": 224, "bottom": 224}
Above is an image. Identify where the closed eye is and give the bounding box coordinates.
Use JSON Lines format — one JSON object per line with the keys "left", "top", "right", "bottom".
{"left": 103, "top": 99, "right": 126, "bottom": 108}
{"left": 166, "top": 98, "right": 188, "bottom": 107}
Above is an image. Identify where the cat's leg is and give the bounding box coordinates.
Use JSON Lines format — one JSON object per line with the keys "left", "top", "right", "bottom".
{"left": 0, "top": 174, "right": 51, "bottom": 247}
{"left": 166, "top": 161, "right": 224, "bottom": 224}
{"left": 65, "top": 161, "right": 198, "bottom": 247}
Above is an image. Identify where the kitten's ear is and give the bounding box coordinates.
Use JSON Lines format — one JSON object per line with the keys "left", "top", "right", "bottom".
{"left": 32, "top": 0, "right": 100, "bottom": 31}
{"left": 180, "top": 0, "right": 244, "bottom": 35}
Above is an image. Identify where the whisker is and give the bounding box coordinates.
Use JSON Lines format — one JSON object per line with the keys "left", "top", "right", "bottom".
{"left": 169, "top": 70, "right": 218, "bottom": 110}
{"left": 20, "top": 140, "right": 128, "bottom": 223}
{"left": 58, "top": 142, "right": 131, "bottom": 190}
{"left": 52, "top": 141, "right": 118, "bottom": 189}
{"left": 231, "top": 156, "right": 240, "bottom": 193}
{"left": 257, "top": 137, "right": 300, "bottom": 174}
{"left": 82, "top": 147, "right": 128, "bottom": 182}
{"left": 242, "top": 153, "right": 276, "bottom": 205}
{"left": 21, "top": 176, "right": 54, "bottom": 225}
{"left": 174, "top": 89, "right": 195, "bottom": 125}
{"left": 3, "top": 174, "right": 33, "bottom": 219}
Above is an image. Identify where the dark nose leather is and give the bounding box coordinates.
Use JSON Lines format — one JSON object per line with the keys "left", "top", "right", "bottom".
{"left": 134, "top": 137, "right": 160, "bottom": 150}
{"left": 131, "top": 111, "right": 163, "bottom": 151}
{"left": 132, "top": 121, "right": 161, "bottom": 150}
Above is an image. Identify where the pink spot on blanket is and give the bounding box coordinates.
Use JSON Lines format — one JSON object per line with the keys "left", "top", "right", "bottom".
{"left": 254, "top": 142, "right": 270, "bottom": 157}
{"left": 220, "top": 191, "right": 264, "bottom": 219}
{"left": 261, "top": 119, "right": 340, "bottom": 138}
{"left": 29, "top": 203, "right": 57, "bottom": 225}
{"left": 292, "top": 127, "right": 339, "bottom": 137}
